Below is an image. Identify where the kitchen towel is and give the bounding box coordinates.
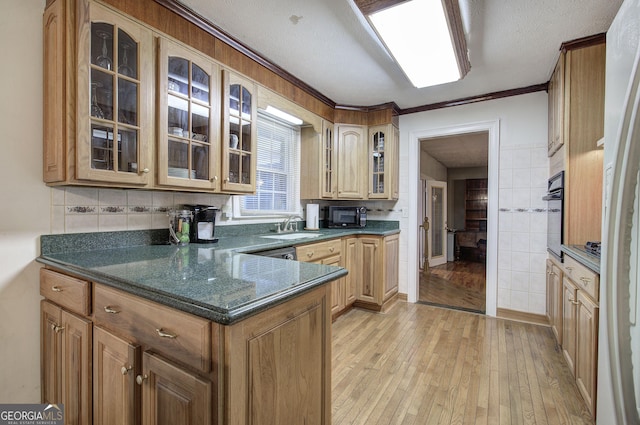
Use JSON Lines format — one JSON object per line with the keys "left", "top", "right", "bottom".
{"left": 306, "top": 204, "right": 319, "bottom": 230}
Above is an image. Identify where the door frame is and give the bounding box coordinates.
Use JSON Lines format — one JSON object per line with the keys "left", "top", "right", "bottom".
{"left": 407, "top": 120, "right": 499, "bottom": 317}
{"left": 426, "top": 180, "right": 448, "bottom": 267}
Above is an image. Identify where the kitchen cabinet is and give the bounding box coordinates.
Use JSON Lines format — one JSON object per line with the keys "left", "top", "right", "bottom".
{"left": 336, "top": 124, "right": 367, "bottom": 199}
{"left": 44, "top": 0, "right": 154, "bottom": 187}
{"left": 300, "top": 120, "right": 337, "bottom": 199}
{"left": 221, "top": 69, "right": 257, "bottom": 193}
{"left": 546, "top": 258, "right": 563, "bottom": 345}
{"left": 547, "top": 56, "right": 565, "bottom": 156}
{"left": 40, "top": 267, "right": 93, "bottom": 425}
{"left": 343, "top": 237, "right": 358, "bottom": 308}
{"left": 157, "top": 38, "right": 220, "bottom": 191}
{"left": 355, "top": 233, "right": 399, "bottom": 311}
{"left": 547, "top": 36, "right": 605, "bottom": 245}
{"left": 559, "top": 253, "right": 600, "bottom": 416}
{"left": 296, "top": 239, "right": 349, "bottom": 319}
{"left": 367, "top": 124, "right": 399, "bottom": 200}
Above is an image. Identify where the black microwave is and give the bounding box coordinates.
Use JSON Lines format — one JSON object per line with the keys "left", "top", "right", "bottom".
{"left": 325, "top": 206, "right": 367, "bottom": 228}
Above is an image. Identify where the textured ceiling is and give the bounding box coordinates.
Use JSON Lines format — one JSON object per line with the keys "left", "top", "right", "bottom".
{"left": 178, "top": 0, "right": 622, "bottom": 109}
{"left": 421, "top": 132, "right": 488, "bottom": 169}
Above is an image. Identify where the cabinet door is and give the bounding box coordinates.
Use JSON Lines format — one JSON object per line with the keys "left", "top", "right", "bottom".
{"left": 321, "top": 121, "right": 337, "bottom": 198}
{"left": 382, "top": 234, "right": 399, "bottom": 302}
{"left": 336, "top": 125, "right": 366, "bottom": 199}
{"left": 41, "top": 301, "right": 92, "bottom": 425}
{"left": 391, "top": 125, "right": 400, "bottom": 200}
{"left": 576, "top": 291, "right": 599, "bottom": 415}
{"left": 93, "top": 327, "right": 140, "bottom": 425}
{"left": 222, "top": 70, "right": 257, "bottom": 193}
{"left": 358, "top": 237, "right": 381, "bottom": 304}
{"left": 551, "top": 262, "right": 563, "bottom": 345}
{"left": 140, "top": 352, "right": 212, "bottom": 425}
{"left": 76, "top": 2, "right": 153, "bottom": 185}
{"left": 548, "top": 55, "right": 565, "bottom": 157}
{"left": 157, "top": 38, "right": 220, "bottom": 190}
{"left": 368, "top": 125, "right": 389, "bottom": 199}
{"left": 322, "top": 254, "right": 344, "bottom": 315}
{"left": 562, "top": 277, "right": 578, "bottom": 375}
{"left": 343, "top": 237, "right": 359, "bottom": 306}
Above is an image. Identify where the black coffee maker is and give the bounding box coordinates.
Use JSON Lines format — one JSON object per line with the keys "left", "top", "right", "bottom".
{"left": 184, "top": 205, "right": 219, "bottom": 243}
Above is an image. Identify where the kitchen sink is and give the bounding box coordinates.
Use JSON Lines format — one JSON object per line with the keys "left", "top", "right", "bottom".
{"left": 260, "top": 233, "right": 322, "bottom": 240}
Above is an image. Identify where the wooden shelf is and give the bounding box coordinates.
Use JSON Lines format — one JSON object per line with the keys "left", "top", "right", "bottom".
{"left": 465, "top": 178, "right": 488, "bottom": 232}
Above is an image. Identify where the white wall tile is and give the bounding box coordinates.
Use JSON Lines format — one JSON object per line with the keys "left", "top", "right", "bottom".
{"left": 529, "top": 253, "right": 548, "bottom": 274}
{"left": 499, "top": 169, "right": 513, "bottom": 188}
{"left": 497, "top": 290, "right": 511, "bottom": 309}
{"left": 99, "top": 214, "right": 127, "bottom": 231}
{"left": 513, "top": 188, "right": 531, "bottom": 209}
{"left": 510, "top": 290, "right": 530, "bottom": 311}
{"left": 51, "top": 205, "right": 65, "bottom": 234}
{"left": 529, "top": 272, "right": 547, "bottom": 293}
{"left": 99, "top": 188, "right": 127, "bottom": 205}
{"left": 127, "top": 214, "right": 152, "bottom": 230}
{"left": 498, "top": 270, "right": 512, "bottom": 289}
{"left": 65, "top": 214, "right": 99, "bottom": 233}
{"left": 499, "top": 212, "right": 513, "bottom": 232}
{"left": 511, "top": 232, "right": 530, "bottom": 252}
{"left": 499, "top": 189, "right": 513, "bottom": 209}
{"left": 530, "top": 212, "right": 547, "bottom": 233}
{"left": 511, "top": 271, "right": 530, "bottom": 291}
{"left": 511, "top": 251, "right": 531, "bottom": 272}
{"left": 530, "top": 167, "right": 548, "bottom": 188}
{"left": 127, "top": 190, "right": 153, "bottom": 206}
{"left": 512, "top": 149, "right": 532, "bottom": 169}
{"left": 51, "top": 188, "right": 65, "bottom": 206}
{"left": 528, "top": 292, "right": 546, "bottom": 315}
{"left": 512, "top": 168, "right": 531, "bottom": 188}
{"left": 530, "top": 232, "right": 547, "bottom": 253}
{"left": 66, "top": 187, "right": 99, "bottom": 206}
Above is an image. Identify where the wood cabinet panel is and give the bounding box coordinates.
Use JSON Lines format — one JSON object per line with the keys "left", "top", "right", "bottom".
{"left": 336, "top": 125, "right": 366, "bottom": 199}
{"left": 576, "top": 290, "right": 599, "bottom": 415}
{"left": 41, "top": 300, "right": 62, "bottom": 404}
{"left": 296, "top": 239, "right": 342, "bottom": 262}
{"left": 561, "top": 276, "right": 578, "bottom": 375}
{"left": 563, "top": 255, "right": 599, "bottom": 302}
{"left": 40, "top": 268, "right": 91, "bottom": 316}
{"left": 141, "top": 352, "right": 212, "bottom": 425}
{"left": 93, "top": 284, "right": 212, "bottom": 373}
{"left": 382, "top": 233, "right": 399, "bottom": 302}
{"left": 93, "top": 326, "right": 139, "bottom": 425}
{"left": 546, "top": 259, "right": 563, "bottom": 345}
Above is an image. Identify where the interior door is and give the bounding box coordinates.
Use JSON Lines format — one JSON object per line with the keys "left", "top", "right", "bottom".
{"left": 426, "top": 180, "right": 447, "bottom": 267}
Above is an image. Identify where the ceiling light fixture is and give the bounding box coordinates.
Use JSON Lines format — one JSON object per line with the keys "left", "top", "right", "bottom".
{"left": 264, "top": 105, "right": 304, "bottom": 125}
{"left": 357, "top": 0, "right": 470, "bottom": 88}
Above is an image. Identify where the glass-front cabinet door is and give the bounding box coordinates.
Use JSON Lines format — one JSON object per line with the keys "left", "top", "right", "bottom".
{"left": 368, "top": 124, "right": 399, "bottom": 200}
{"left": 368, "top": 125, "right": 388, "bottom": 198}
{"left": 76, "top": 3, "right": 153, "bottom": 185}
{"left": 321, "top": 120, "right": 336, "bottom": 198}
{"left": 157, "top": 38, "right": 219, "bottom": 190}
{"left": 222, "top": 70, "right": 256, "bottom": 193}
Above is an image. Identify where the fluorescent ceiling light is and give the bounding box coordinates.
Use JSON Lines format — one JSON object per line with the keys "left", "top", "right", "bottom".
{"left": 264, "top": 106, "right": 303, "bottom": 125}
{"left": 367, "top": 0, "right": 468, "bottom": 88}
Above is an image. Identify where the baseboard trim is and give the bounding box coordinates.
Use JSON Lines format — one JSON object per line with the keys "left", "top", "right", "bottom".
{"left": 397, "top": 293, "right": 408, "bottom": 302}
{"left": 497, "top": 308, "right": 550, "bottom": 326}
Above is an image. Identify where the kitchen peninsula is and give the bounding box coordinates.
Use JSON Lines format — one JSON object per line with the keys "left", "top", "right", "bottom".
{"left": 37, "top": 223, "right": 399, "bottom": 425}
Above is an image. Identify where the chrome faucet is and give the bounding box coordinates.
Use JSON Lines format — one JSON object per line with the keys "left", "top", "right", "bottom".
{"left": 279, "top": 215, "right": 303, "bottom": 233}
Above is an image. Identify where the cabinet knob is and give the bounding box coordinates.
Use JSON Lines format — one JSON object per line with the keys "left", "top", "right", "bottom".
{"left": 142, "top": 168, "right": 150, "bottom": 174}
{"left": 51, "top": 286, "right": 63, "bottom": 292}
{"left": 104, "top": 306, "right": 120, "bottom": 314}
{"left": 155, "top": 328, "right": 177, "bottom": 339}
{"left": 211, "top": 176, "right": 218, "bottom": 182}
{"left": 51, "top": 323, "right": 65, "bottom": 333}
{"left": 121, "top": 365, "right": 133, "bottom": 375}
{"left": 135, "top": 374, "right": 148, "bottom": 385}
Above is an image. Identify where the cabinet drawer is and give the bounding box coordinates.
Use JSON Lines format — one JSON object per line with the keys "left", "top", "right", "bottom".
{"left": 40, "top": 268, "right": 91, "bottom": 316}
{"left": 296, "top": 239, "right": 342, "bottom": 262}
{"left": 563, "top": 256, "right": 599, "bottom": 302}
{"left": 93, "top": 284, "right": 212, "bottom": 373}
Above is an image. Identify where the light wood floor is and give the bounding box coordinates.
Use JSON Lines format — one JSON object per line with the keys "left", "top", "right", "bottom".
{"left": 419, "top": 261, "right": 486, "bottom": 313}
{"left": 332, "top": 302, "right": 594, "bottom": 425}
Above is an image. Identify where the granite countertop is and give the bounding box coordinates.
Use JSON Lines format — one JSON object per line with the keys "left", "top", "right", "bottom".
{"left": 561, "top": 244, "right": 600, "bottom": 273}
{"left": 37, "top": 222, "right": 399, "bottom": 325}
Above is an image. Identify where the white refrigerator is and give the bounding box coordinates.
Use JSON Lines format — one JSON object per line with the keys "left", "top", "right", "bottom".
{"left": 599, "top": 0, "right": 640, "bottom": 422}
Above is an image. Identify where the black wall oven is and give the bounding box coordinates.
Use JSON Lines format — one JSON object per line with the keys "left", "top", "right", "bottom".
{"left": 543, "top": 171, "right": 564, "bottom": 260}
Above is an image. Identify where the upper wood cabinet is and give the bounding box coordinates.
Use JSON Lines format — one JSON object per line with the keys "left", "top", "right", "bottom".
{"left": 44, "top": 0, "right": 154, "bottom": 186}
{"left": 548, "top": 37, "right": 605, "bottom": 246}
{"left": 367, "top": 124, "right": 399, "bottom": 200}
{"left": 301, "top": 120, "right": 337, "bottom": 199}
{"left": 336, "top": 124, "right": 366, "bottom": 199}
{"left": 221, "top": 70, "right": 257, "bottom": 193}
{"left": 157, "top": 38, "right": 220, "bottom": 190}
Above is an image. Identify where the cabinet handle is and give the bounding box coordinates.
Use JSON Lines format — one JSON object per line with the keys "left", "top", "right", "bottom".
{"left": 566, "top": 266, "right": 574, "bottom": 272}
{"left": 570, "top": 299, "right": 580, "bottom": 306}
{"left": 155, "top": 328, "right": 177, "bottom": 339}
{"left": 51, "top": 286, "right": 63, "bottom": 292}
{"left": 329, "top": 247, "right": 335, "bottom": 253}
{"left": 580, "top": 277, "right": 591, "bottom": 285}
{"left": 142, "top": 168, "right": 150, "bottom": 174}
{"left": 135, "top": 374, "right": 148, "bottom": 385}
{"left": 121, "top": 365, "right": 133, "bottom": 375}
{"left": 307, "top": 252, "right": 314, "bottom": 258}
{"left": 51, "top": 323, "right": 65, "bottom": 333}
{"left": 104, "top": 306, "right": 120, "bottom": 314}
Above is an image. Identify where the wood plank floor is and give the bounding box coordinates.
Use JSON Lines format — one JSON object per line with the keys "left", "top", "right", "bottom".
{"left": 419, "top": 261, "right": 486, "bottom": 313}
{"left": 332, "top": 302, "right": 594, "bottom": 425}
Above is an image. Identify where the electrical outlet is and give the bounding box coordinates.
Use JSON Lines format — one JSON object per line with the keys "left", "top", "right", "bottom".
{"left": 401, "top": 207, "right": 409, "bottom": 218}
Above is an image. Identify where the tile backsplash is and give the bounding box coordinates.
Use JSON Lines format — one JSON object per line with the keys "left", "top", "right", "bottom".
{"left": 50, "top": 187, "right": 231, "bottom": 234}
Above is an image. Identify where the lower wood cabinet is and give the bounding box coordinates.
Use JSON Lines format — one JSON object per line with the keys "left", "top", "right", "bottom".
{"left": 41, "top": 300, "right": 92, "bottom": 425}
{"left": 554, "top": 253, "right": 600, "bottom": 417}
{"left": 546, "top": 258, "right": 563, "bottom": 344}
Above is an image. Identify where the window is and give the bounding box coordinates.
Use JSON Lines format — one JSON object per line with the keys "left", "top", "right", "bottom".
{"left": 236, "top": 111, "right": 300, "bottom": 216}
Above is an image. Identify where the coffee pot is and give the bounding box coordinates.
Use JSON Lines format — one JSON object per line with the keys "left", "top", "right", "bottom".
{"left": 184, "top": 205, "right": 219, "bottom": 243}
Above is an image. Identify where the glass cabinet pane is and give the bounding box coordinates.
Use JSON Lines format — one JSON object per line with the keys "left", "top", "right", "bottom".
{"left": 165, "top": 55, "right": 212, "bottom": 182}
{"left": 89, "top": 22, "right": 141, "bottom": 174}
{"left": 371, "top": 130, "right": 386, "bottom": 194}
{"left": 228, "top": 84, "right": 251, "bottom": 184}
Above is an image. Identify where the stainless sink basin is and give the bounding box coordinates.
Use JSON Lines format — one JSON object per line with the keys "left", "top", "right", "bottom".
{"left": 260, "top": 233, "right": 322, "bottom": 240}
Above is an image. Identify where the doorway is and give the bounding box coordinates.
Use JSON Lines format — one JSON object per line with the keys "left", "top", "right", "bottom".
{"left": 408, "top": 120, "right": 499, "bottom": 316}
{"left": 419, "top": 133, "right": 488, "bottom": 313}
